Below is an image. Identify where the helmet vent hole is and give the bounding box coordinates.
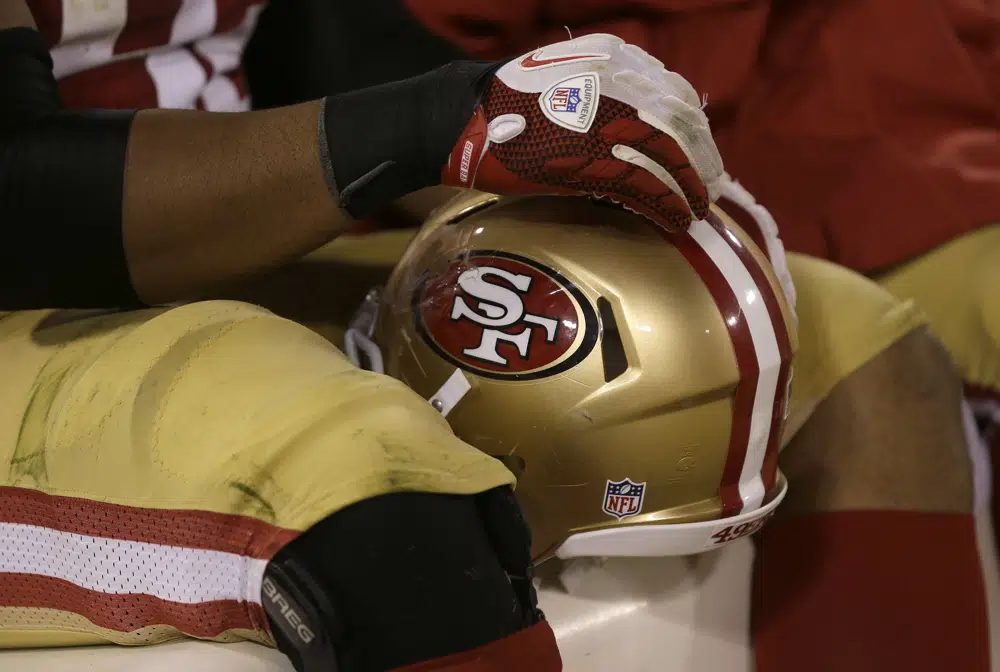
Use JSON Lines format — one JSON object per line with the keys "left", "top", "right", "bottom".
{"left": 495, "top": 455, "right": 526, "bottom": 478}
{"left": 597, "top": 298, "right": 628, "bottom": 383}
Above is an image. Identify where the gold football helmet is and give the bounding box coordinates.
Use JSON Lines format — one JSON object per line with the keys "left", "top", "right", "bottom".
{"left": 346, "top": 191, "right": 797, "bottom": 563}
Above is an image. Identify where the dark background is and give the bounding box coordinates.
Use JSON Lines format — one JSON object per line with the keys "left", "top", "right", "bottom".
{"left": 245, "top": 0, "right": 467, "bottom": 109}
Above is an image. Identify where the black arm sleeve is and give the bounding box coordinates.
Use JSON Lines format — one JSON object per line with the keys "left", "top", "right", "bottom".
{"left": 0, "top": 27, "right": 141, "bottom": 310}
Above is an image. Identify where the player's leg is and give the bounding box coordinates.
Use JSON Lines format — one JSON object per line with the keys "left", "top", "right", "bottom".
{"left": 873, "top": 224, "right": 1000, "bottom": 560}
{"left": 754, "top": 255, "right": 989, "bottom": 672}
{"left": 0, "top": 302, "right": 559, "bottom": 671}
{"left": 872, "top": 224, "right": 1000, "bottom": 399}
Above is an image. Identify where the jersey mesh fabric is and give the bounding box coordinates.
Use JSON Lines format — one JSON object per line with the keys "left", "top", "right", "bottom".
{"left": 0, "top": 485, "right": 293, "bottom": 645}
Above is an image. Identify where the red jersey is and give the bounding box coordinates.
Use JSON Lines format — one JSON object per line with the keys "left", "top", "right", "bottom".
{"left": 27, "top": 0, "right": 266, "bottom": 111}
{"left": 405, "top": 0, "right": 1000, "bottom": 271}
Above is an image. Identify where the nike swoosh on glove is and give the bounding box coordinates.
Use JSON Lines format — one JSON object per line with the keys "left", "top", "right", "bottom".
{"left": 441, "top": 34, "right": 725, "bottom": 231}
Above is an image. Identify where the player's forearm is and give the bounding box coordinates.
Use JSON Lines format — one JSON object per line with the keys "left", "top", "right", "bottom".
{"left": 0, "top": 22, "right": 495, "bottom": 310}
{"left": 123, "top": 60, "right": 495, "bottom": 305}
{"left": 123, "top": 103, "right": 349, "bottom": 304}
{"left": 1, "top": 26, "right": 345, "bottom": 308}
{"left": 0, "top": 3, "right": 347, "bottom": 305}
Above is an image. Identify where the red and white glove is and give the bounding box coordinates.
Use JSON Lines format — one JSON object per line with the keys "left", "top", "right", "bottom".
{"left": 442, "top": 34, "right": 724, "bottom": 232}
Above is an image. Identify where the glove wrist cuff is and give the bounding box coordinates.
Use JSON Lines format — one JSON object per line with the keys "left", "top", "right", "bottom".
{"left": 319, "top": 60, "right": 499, "bottom": 220}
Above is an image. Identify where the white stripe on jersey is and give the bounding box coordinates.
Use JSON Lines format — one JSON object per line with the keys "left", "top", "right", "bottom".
{"left": 172, "top": 0, "right": 219, "bottom": 46}
{"left": 194, "top": 3, "right": 264, "bottom": 76}
{"left": 0, "top": 522, "right": 267, "bottom": 604}
{"left": 146, "top": 49, "right": 208, "bottom": 110}
{"left": 202, "top": 75, "right": 248, "bottom": 111}
{"left": 45, "top": 0, "right": 264, "bottom": 111}
{"left": 51, "top": 0, "right": 128, "bottom": 79}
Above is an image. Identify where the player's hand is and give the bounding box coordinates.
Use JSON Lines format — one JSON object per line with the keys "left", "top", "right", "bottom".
{"left": 441, "top": 34, "right": 724, "bottom": 231}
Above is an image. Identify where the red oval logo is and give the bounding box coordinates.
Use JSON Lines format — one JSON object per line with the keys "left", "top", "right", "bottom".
{"left": 413, "top": 251, "right": 598, "bottom": 380}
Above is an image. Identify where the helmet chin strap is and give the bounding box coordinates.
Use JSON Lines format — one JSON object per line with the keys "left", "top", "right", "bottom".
{"left": 345, "top": 289, "right": 472, "bottom": 416}
{"left": 344, "top": 327, "right": 385, "bottom": 374}
{"left": 345, "top": 287, "right": 385, "bottom": 374}
{"left": 428, "top": 369, "right": 472, "bottom": 418}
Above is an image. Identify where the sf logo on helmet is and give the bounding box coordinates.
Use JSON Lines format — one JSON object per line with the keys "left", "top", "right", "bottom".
{"left": 415, "top": 251, "right": 599, "bottom": 380}
{"left": 451, "top": 266, "right": 559, "bottom": 365}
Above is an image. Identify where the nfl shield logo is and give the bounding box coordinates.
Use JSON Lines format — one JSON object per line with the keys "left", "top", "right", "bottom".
{"left": 549, "top": 87, "right": 582, "bottom": 113}
{"left": 602, "top": 478, "right": 647, "bottom": 520}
